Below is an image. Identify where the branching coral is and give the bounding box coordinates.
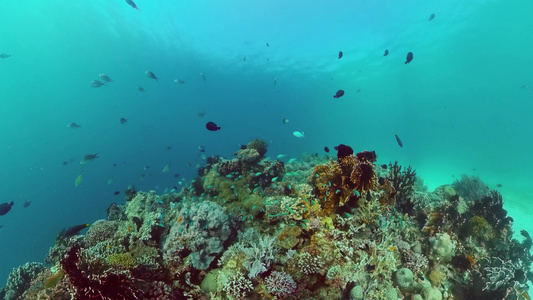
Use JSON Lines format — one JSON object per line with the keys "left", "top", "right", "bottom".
{"left": 452, "top": 174, "right": 490, "bottom": 203}
{"left": 388, "top": 161, "right": 416, "bottom": 215}
{"left": 264, "top": 271, "right": 297, "bottom": 297}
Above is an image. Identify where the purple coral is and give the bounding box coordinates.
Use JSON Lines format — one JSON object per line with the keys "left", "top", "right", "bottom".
{"left": 61, "top": 245, "right": 142, "bottom": 299}
{"left": 264, "top": 271, "right": 297, "bottom": 297}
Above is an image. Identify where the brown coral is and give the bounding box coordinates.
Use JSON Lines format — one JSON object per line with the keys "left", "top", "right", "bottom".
{"left": 350, "top": 160, "right": 376, "bottom": 192}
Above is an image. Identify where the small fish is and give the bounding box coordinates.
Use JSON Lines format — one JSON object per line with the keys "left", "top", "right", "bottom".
{"left": 80, "top": 154, "right": 99, "bottom": 165}
{"left": 163, "top": 163, "right": 171, "bottom": 172}
{"left": 174, "top": 79, "right": 186, "bottom": 84}
{"left": 356, "top": 89, "right": 361, "bottom": 93}
{"left": 99, "top": 74, "right": 113, "bottom": 82}
{"left": 384, "top": 49, "right": 389, "bottom": 56}
{"left": 120, "top": 118, "right": 128, "bottom": 124}
{"left": 137, "top": 86, "right": 144, "bottom": 92}
{"left": 324, "top": 146, "right": 330, "bottom": 153}
{"left": 174, "top": 173, "right": 180, "bottom": 178}
{"left": 206, "top": 121, "right": 221, "bottom": 131}
{"left": 0, "top": 202, "right": 14, "bottom": 215}
{"left": 333, "top": 90, "right": 345, "bottom": 98}
{"left": 496, "top": 184, "right": 503, "bottom": 188}
{"left": 75, "top": 173, "right": 84, "bottom": 187}
{"left": 273, "top": 77, "right": 277, "bottom": 85}
{"left": 390, "top": 246, "right": 397, "bottom": 251}
{"left": 125, "top": 0, "right": 140, "bottom": 11}
{"left": 107, "top": 179, "right": 113, "bottom": 185}
{"left": 0, "top": 53, "right": 11, "bottom": 59}
{"left": 266, "top": 42, "right": 269, "bottom": 47}
{"left": 293, "top": 131, "right": 304, "bottom": 138}
{"left": 276, "top": 154, "right": 286, "bottom": 159}
{"left": 198, "top": 145, "right": 205, "bottom": 152}
{"left": 67, "top": 122, "right": 81, "bottom": 129}
{"left": 282, "top": 118, "right": 289, "bottom": 124}
{"left": 90, "top": 80, "right": 106, "bottom": 88}
{"left": 167, "top": 146, "right": 173, "bottom": 150}
{"left": 381, "top": 164, "right": 387, "bottom": 169}
{"left": 113, "top": 191, "right": 120, "bottom": 195}
{"left": 243, "top": 56, "right": 246, "bottom": 61}
{"left": 62, "top": 161, "right": 69, "bottom": 166}
{"left": 23, "top": 200, "right": 31, "bottom": 208}
{"left": 145, "top": 71, "right": 158, "bottom": 81}
{"left": 288, "top": 158, "right": 296, "bottom": 164}
{"left": 63, "top": 224, "right": 89, "bottom": 237}
{"left": 395, "top": 134, "right": 403, "bottom": 148}
{"left": 405, "top": 52, "right": 413, "bottom": 64}
{"left": 338, "top": 51, "right": 343, "bottom": 59}
{"left": 197, "top": 111, "right": 206, "bottom": 119}
{"left": 200, "top": 72, "right": 207, "bottom": 81}
{"left": 428, "top": 13, "right": 435, "bottom": 21}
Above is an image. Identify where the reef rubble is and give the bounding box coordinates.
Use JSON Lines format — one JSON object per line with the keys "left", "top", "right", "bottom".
{"left": 1, "top": 140, "right": 531, "bottom": 300}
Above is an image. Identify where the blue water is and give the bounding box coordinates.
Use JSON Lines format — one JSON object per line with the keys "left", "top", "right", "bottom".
{"left": 1, "top": 0, "right": 532, "bottom": 285}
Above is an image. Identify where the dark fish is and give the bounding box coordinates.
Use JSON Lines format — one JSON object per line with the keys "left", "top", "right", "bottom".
{"left": 405, "top": 52, "right": 413, "bottom": 64}
{"left": 23, "top": 200, "right": 31, "bottom": 208}
{"left": 333, "top": 90, "right": 345, "bottom": 98}
{"left": 338, "top": 51, "right": 343, "bottom": 59}
{"left": 67, "top": 122, "right": 81, "bottom": 128}
{"left": 125, "top": 0, "right": 140, "bottom": 11}
{"left": 0, "top": 225, "right": 3, "bottom": 229}
{"left": 145, "top": 71, "right": 158, "bottom": 81}
{"left": 113, "top": 163, "right": 117, "bottom": 167}
{"left": 384, "top": 49, "right": 389, "bottom": 56}
{"left": 63, "top": 224, "right": 89, "bottom": 237}
{"left": 167, "top": 146, "right": 173, "bottom": 150}
{"left": 395, "top": 134, "right": 403, "bottom": 147}
{"left": 206, "top": 121, "right": 221, "bottom": 131}
{"left": 267, "top": 58, "right": 270, "bottom": 62}
{"left": 243, "top": 56, "right": 246, "bottom": 61}
{"left": 198, "top": 145, "right": 205, "bottom": 152}
{"left": 356, "top": 89, "right": 361, "bottom": 93}
{"left": 496, "top": 184, "right": 503, "bottom": 188}
{"left": 120, "top": 118, "right": 128, "bottom": 124}
{"left": 429, "top": 13, "right": 435, "bottom": 21}
{"left": 282, "top": 118, "right": 289, "bottom": 124}
{"left": 0, "top": 201, "right": 14, "bottom": 215}
{"left": 90, "top": 80, "right": 106, "bottom": 88}
{"left": 174, "top": 173, "right": 180, "bottom": 178}
{"left": 378, "top": 177, "right": 385, "bottom": 185}
{"left": 0, "top": 53, "right": 11, "bottom": 59}
{"left": 266, "top": 42, "right": 269, "bottom": 47}
{"left": 113, "top": 191, "right": 120, "bottom": 195}
{"left": 324, "top": 146, "right": 330, "bottom": 153}
{"left": 197, "top": 111, "right": 206, "bottom": 119}
{"left": 137, "top": 86, "right": 144, "bottom": 92}
{"left": 62, "top": 161, "right": 69, "bottom": 165}
{"left": 381, "top": 164, "right": 387, "bottom": 169}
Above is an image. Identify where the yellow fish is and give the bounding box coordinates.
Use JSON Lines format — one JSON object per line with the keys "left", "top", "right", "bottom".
{"left": 75, "top": 173, "right": 84, "bottom": 187}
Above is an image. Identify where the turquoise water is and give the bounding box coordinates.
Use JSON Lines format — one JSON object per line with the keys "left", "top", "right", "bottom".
{"left": 0, "top": 0, "right": 532, "bottom": 286}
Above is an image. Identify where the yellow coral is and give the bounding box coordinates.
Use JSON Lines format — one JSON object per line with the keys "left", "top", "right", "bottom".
{"left": 107, "top": 253, "right": 136, "bottom": 269}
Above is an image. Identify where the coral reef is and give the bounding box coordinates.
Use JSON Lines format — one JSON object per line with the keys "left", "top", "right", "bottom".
{"left": 1, "top": 141, "right": 531, "bottom": 300}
